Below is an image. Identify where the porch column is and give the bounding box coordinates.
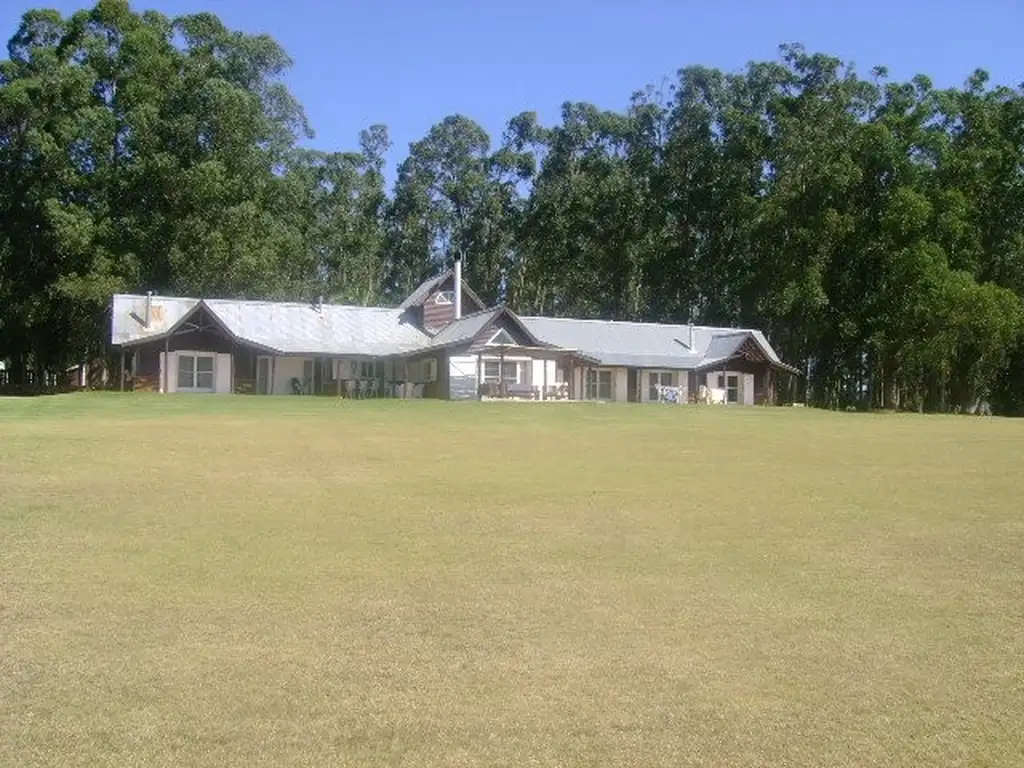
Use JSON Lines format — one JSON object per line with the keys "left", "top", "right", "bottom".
{"left": 476, "top": 354, "right": 482, "bottom": 400}
{"left": 403, "top": 360, "right": 409, "bottom": 399}
{"left": 337, "top": 359, "right": 343, "bottom": 397}
{"left": 163, "top": 337, "right": 169, "bottom": 394}
{"left": 270, "top": 356, "right": 276, "bottom": 395}
{"left": 541, "top": 355, "right": 548, "bottom": 400}
{"left": 119, "top": 350, "right": 125, "bottom": 392}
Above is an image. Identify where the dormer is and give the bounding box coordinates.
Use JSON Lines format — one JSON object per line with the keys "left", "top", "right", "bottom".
{"left": 399, "top": 265, "right": 487, "bottom": 333}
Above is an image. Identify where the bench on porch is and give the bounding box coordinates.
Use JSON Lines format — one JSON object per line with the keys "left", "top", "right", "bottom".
{"left": 479, "top": 381, "right": 540, "bottom": 400}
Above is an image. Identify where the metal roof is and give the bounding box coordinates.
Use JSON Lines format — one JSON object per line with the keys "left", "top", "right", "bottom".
{"left": 398, "top": 268, "right": 485, "bottom": 310}
{"left": 428, "top": 308, "right": 502, "bottom": 347}
{"left": 519, "top": 316, "right": 786, "bottom": 370}
{"left": 111, "top": 295, "right": 200, "bottom": 346}
{"left": 205, "top": 299, "right": 429, "bottom": 356}
{"left": 111, "top": 294, "right": 430, "bottom": 356}
{"left": 111, "top": 293, "right": 793, "bottom": 370}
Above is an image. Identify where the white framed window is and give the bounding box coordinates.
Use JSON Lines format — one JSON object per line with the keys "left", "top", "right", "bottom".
{"left": 483, "top": 359, "right": 520, "bottom": 384}
{"left": 486, "top": 329, "right": 518, "bottom": 346}
{"left": 586, "top": 369, "right": 613, "bottom": 400}
{"left": 434, "top": 290, "right": 454, "bottom": 305}
{"left": 648, "top": 371, "right": 673, "bottom": 401}
{"left": 717, "top": 373, "right": 740, "bottom": 403}
{"left": 177, "top": 352, "right": 216, "bottom": 392}
{"left": 424, "top": 358, "right": 437, "bottom": 382}
{"left": 359, "top": 360, "right": 376, "bottom": 379}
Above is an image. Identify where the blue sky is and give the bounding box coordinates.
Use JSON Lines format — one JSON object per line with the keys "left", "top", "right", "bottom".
{"left": 3, "top": 0, "right": 1022, "bottom": 186}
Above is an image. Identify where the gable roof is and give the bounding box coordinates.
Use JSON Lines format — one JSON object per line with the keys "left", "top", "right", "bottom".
{"left": 111, "top": 294, "right": 429, "bottom": 356}
{"left": 399, "top": 268, "right": 486, "bottom": 311}
{"left": 427, "top": 305, "right": 546, "bottom": 349}
{"left": 427, "top": 307, "right": 502, "bottom": 347}
{"left": 519, "top": 316, "right": 793, "bottom": 372}
{"left": 110, "top": 293, "right": 796, "bottom": 373}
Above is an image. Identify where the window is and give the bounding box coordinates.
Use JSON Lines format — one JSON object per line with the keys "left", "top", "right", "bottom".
{"left": 359, "top": 361, "right": 376, "bottom": 379}
{"left": 483, "top": 359, "right": 520, "bottom": 384}
{"left": 717, "top": 373, "right": 740, "bottom": 403}
{"left": 177, "top": 353, "right": 215, "bottom": 391}
{"left": 486, "top": 329, "right": 518, "bottom": 346}
{"left": 424, "top": 358, "right": 437, "bottom": 382}
{"left": 648, "top": 371, "right": 673, "bottom": 402}
{"left": 586, "top": 369, "right": 613, "bottom": 400}
{"left": 434, "top": 290, "right": 454, "bottom": 305}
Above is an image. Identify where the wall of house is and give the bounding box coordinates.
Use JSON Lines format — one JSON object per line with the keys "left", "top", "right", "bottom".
{"left": 272, "top": 357, "right": 308, "bottom": 394}
{"left": 467, "top": 316, "right": 537, "bottom": 350}
{"left": 638, "top": 369, "right": 689, "bottom": 403}
{"left": 573, "top": 366, "right": 626, "bottom": 402}
{"left": 422, "top": 279, "right": 485, "bottom": 331}
{"left": 698, "top": 368, "right": 758, "bottom": 405}
{"left": 697, "top": 361, "right": 771, "bottom": 404}
{"left": 531, "top": 359, "right": 557, "bottom": 391}
{"left": 614, "top": 368, "right": 628, "bottom": 402}
{"left": 158, "top": 350, "right": 232, "bottom": 394}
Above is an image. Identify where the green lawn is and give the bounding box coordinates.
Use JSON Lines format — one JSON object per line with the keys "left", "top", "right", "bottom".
{"left": 1, "top": 394, "right": 1022, "bottom": 767}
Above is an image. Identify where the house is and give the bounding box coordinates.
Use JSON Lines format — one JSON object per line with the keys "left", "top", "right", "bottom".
{"left": 109, "top": 262, "right": 800, "bottom": 404}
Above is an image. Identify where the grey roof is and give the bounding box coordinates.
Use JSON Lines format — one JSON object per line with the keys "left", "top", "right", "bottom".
{"left": 110, "top": 294, "right": 200, "bottom": 347}
{"left": 703, "top": 332, "right": 750, "bottom": 362}
{"left": 427, "top": 308, "right": 502, "bottom": 347}
{"left": 398, "top": 268, "right": 485, "bottom": 310}
{"left": 110, "top": 292, "right": 793, "bottom": 370}
{"left": 111, "top": 294, "right": 429, "bottom": 356}
{"left": 519, "top": 316, "right": 786, "bottom": 370}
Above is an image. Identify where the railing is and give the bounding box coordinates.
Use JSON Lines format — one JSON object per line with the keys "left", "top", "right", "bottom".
{"left": 479, "top": 381, "right": 571, "bottom": 400}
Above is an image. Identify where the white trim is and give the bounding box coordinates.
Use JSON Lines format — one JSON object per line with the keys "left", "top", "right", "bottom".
{"left": 646, "top": 370, "right": 674, "bottom": 403}
{"left": 486, "top": 328, "right": 519, "bottom": 346}
{"left": 481, "top": 357, "right": 526, "bottom": 384}
{"left": 585, "top": 367, "right": 614, "bottom": 400}
{"left": 712, "top": 370, "right": 743, "bottom": 404}
{"left": 176, "top": 351, "right": 217, "bottom": 393}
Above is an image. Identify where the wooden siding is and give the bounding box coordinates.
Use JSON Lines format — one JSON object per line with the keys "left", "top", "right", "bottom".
{"left": 129, "top": 324, "right": 233, "bottom": 379}
{"left": 420, "top": 275, "right": 486, "bottom": 331}
{"left": 466, "top": 313, "right": 536, "bottom": 352}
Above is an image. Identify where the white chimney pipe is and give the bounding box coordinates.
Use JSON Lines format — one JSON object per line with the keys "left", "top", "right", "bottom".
{"left": 145, "top": 291, "right": 153, "bottom": 328}
{"left": 688, "top": 322, "right": 694, "bottom": 350}
{"left": 453, "top": 259, "right": 463, "bottom": 320}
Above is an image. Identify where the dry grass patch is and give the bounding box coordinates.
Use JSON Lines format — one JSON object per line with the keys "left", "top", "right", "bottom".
{"left": 1, "top": 394, "right": 1023, "bottom": 766}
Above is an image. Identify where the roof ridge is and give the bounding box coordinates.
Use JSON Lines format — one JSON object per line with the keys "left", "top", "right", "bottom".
{"left": 520, "top": 314, "right": 750, "bottom": 332}
{"left": 444, "top": 305, "right": 501, "bottom": 323}
{"left": 116, "top": 294, "right": 401, "bottom": 313}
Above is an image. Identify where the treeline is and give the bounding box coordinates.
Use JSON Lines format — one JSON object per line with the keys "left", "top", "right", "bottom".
{"left": 2, "top": 1, "right": 1023, "bottom": 412}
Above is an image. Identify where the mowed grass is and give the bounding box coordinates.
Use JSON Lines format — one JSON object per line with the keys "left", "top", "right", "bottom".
{"left": 1, "top": 394, "right": 1022, "bottom": 767}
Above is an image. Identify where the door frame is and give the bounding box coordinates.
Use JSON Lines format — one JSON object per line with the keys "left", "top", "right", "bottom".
{"left": 256, "top": 355, "right": 272, "bottom": 395}
{"left": 627, "top": 368, "right": 641, "bottom": 402}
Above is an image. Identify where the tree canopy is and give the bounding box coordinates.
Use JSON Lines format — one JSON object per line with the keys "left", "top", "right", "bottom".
{"left": 2, "top": 1, "right": 1023, "bottom": 413}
